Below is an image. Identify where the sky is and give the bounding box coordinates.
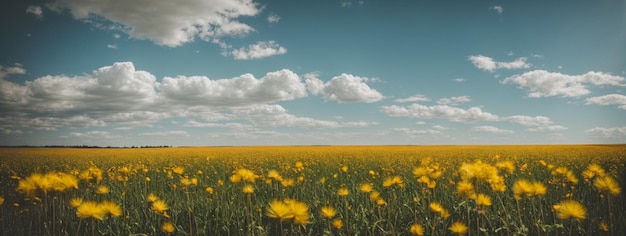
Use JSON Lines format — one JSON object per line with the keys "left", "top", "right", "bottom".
{"left": 0, "top": 0, "right": 625, "bottom": 146}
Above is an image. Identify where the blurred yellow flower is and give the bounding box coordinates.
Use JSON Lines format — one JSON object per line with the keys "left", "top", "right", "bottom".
{"left": 242, "top": 184, "right": 254, "bottom": 194}
{"left": 162, "top": 222, "right": 175, "bottom": 234}
{"left": 70, "top": 197, "right": 83, "bottom": 208}
{"left": 449, "top": 221, "right": 468, "bottom": 235}
{"left": 320, "top": 206, "right": 337, "bottom": 219}
{"left": 147, "top": 193, "right": 159, "bottom": 203}
{"left": 96, "top": 185, "right": 110, "bottom": 195}
{"left": 553, "top": 200, "right": 586, "bottom": 220}
{"left": 332, "top": 218, "right": 343, "bottom": 229}
{"left": 476, "top": 193, "right": 492, "bottom": 207}
{"left": 101, "top": 200, "right": 122, "bottom": 217}
{"left": 266, "top": 200, "right": 294, "bottom": 220}
{"left": 594, "top": 175, "right": 621, "bottom": 196}
{"left": 151, "top": 200, "right": 169, "bottom": 213}
{"left": 337, "top": 187, "right": 349, "bottom": 197}
{"left": 76, "top": 201, "right": 106, "bottom": 220}
{"left": 359, "top": 183, "right": 373, "bottom": 193}
{"left": 410, "top": 223, "right": 424, "bottom": 236}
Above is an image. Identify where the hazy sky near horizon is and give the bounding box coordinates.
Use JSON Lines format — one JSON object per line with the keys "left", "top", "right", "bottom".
{"left": 1, "top": 0, "right": 625, "bottom": 146}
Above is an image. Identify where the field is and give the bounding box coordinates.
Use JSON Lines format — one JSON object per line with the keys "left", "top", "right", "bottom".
{"left": 0, "top": 145, "right": 624, "bottom": 235}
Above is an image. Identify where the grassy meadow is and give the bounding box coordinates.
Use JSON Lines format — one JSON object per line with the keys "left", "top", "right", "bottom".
{"left": 0, "top": 145, "right": 624, "bottom": 235}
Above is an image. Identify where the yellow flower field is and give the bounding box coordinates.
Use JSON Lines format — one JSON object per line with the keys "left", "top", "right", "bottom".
{"left": 0, "top": 145, "right": 624, "bottom": 235}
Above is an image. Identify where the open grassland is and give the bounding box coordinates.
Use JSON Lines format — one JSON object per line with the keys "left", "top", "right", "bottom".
{"left": 0, "top": 145, "right": 625, "bottom": 235}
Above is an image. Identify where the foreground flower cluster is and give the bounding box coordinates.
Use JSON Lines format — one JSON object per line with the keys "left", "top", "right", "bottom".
{"left": 0, "top": 145, "right": 624, "bottom": 235}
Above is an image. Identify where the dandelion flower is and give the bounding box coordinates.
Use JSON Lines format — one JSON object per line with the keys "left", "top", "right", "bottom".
{"left": 531, "top": 182, "right": 547, "bottom": 196}
{"left": 95, "top": 185, "right": 109, "bottom": 195}
{"left": 147, "top": 193, "right": 159, "bottom": 203}
{"left": 151, "top": 199, "right": 169, "bottom": 213}
{"left": 76, "top": 201, "right": 106, "bottom": 220}
{"left": 70, "top": 197, "right": 83, "bottom": 208}
{"left": 285, "top": 199, "right": 310, "bottom": 225}
{"left": 456, "top": 180, "right": 475, "bottom": 198}
{"left": 337, "top": 187, "right": 349, "bottom": 197}
{"left": 320, "top": 206, "right": 337, "bottom": 219}
{"left": 594, "top": 176, "right": 621, "bottom": 196}
{"left": 205, "top": 187, "right": 214, "bottom": 194}
{"left": 410, "top": 223, "right": 424, "bottom": 236}
{"left": 332, "top": 218, "right": 343, "bottom": 229}
{"left": 359, "top": 183, "right": 373, "bottom": 193}
{"left": 0, "top": 196, "right": 4, "bottom": 205}
{"left": 101, "top": 200, "right": 122, "bottom": 217}
{"left": 265, "top": 200, "right": 294, "bottom": 220}
{"left": 599, "top": 221, "right": 609, "bottom": 232}
{"left": 554, "top": 200, "right": 586, "bottom": 220}
{"left": 476, "top": 193, "right": 492, "bottom": 207}
{"left": 512, "top": 179, "right": 532, "bottom": 200}
{"left": 162, "top": 222, "right": 175, "bottom": 234}
{"left": 242, "top": 185, "right": 254, "bottom": 194}
{"left": 449, "top": 221, "right": 468, "bottom": 235}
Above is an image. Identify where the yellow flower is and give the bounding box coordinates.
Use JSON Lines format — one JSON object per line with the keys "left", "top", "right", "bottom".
{"left": 340, "top": 165, "right": 348, "bottom": 173}
{"left": 147, "top": 193, "right": 159, "bottom": 203}
{"left": 285, "top": 199, "right": 310, "bottom": 225}
{"left": 554, "top": 200, "right": 586, "bottom": 220}
{"left": 267, "top": 170, "right": 281, "bottom": 180}
{"left": 410, "top": 223, "right": 424, "bottom": 236}
{"left": 337, "top": 187, "right": 349, "bottom": 197}
{"left": 359, "top": 183, "right": 373, "bottom": 193}
{"left": 205, "top": 187, "right": 214, "bottom": 195}
{"left": 531, "top": 182, "right": 547, "bottom": 196}
{"left": 243, "top": 184, "right": 254, "bottom": 194}
{"left": 70, "top": 197, "right": 83, "bottom": 208}
{"left": 151, "top": 200, "right": 169, "bottom": 213}
{"left": 383, "top": 176, "right": 404, "bottom": 188}
{"left": 265, "top": 200, "right": 294, "bottom": 220}
{"left": 429, "top": 202, "right": 450, "bottom": 219}
{"left": 100, "top": 200, "right": 122, "bottom": 217}
{"left": 456, "top": 180, "right": 475, "bottom": 198}
{"left": 95, "top": 185, "right": 110, "bottom": 195}
{"left": 76, "top": 201, "right": 106, "bottom": 220}
{"left": 162, "top": 222, "right": 175, "bottom": 233}
{"left": 0, "top": 196, "right": 4, "bottom": 205}
{"left": 594, "top": 176, "right": 621, "bottom": 196}
{"left": 172, "top": 166, "right": 184, "bottom": 175}
{"left": 449, "top": 221, "right": 468, "bottom": 235}
{"left": 599, "top": 221, "right": 609, "bottom": 232}
{"left": 320, "top": 206, "right": 337, "bottom": 219}
{"left": 512, "top": 179, "right": 532, "bottom": 200}
{"left": 475, "top": 193, "right": 492, "bottom": 207}
{"left": 332, "top": 218, "right": 343, "bottom": 229}
{"left": 496, "top": 161, "right": 515, "bottom": 174}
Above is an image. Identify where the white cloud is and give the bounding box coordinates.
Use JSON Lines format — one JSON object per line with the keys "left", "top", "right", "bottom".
{"left": 26, "top": 5, "right": 43, "bottom": 18}
{"left": 381, "top": 104, "right": 556, "bottom": 127}
{"left": 468, "top": 55, "right": 530, "bottom": 72}
{"left": 381, "top": 104, "right": 499, "bottom": 123}
{"left": 107, "top": 44, "right": 117, "bottom": 49}
{"left": 437, "top": 96, "right": 470, "bottom": 106}
{"left": 391, "top": 128, "right": 441, "bottom": 136}
{"left": 490, "top": 6, "right": 503, "bottom": 15}
{"left": 471, "top": 126, "right": 513, "bottom": 134}
{"left": 231, "top": 41, "right": 287, "bottom": 60}
{"left": 48, "top": 0, "right": 261, "bottom": 47}
{"left": 0, "top": 63, "right": 27, "bottom": 79}
{"left": 306, "top": 73, "right": 384, "bottom": 103}
{"left": 585, "top": 126, "right": 626, "bottom": 139}
{"left": 113, "top": 34, "right": 121, "bottom": 39}
{"left": 502, "top": 70, "right": 625, "bottom": 98}
{"left": 432, "top": 125, "right": 448, "bottom": 130}
{"left": 233, "top": 104, "right": 377, "bottom": 128}
{"left": 267, "top": 13, "right": 280, "bottom": 23}
{"left": 67, "top": 131, "right": 120, "bottom": 139}
{"left": 585, "top": 94, "right": 626, "bottom": 109}
{"left": 528, "top": 125, "right": 568, "bottom": 132}
{"left": 140, "top": 131, "right": 189, "bottom": 137}
{"left": 454, "top": 78, "right": 465, "bottom": 82}
{"left": 394, "top": 94, "right": 430, "bottom": 103}
{"left": 160, "top": 69, "right": 306, "bottom": 107}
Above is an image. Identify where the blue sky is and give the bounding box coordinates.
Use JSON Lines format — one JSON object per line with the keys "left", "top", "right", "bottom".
{"left": 1, "top": 0, "right": 625, "bottom": 146}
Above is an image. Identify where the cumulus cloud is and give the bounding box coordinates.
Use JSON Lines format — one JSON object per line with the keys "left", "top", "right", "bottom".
{"left": 26, "top": 5, "right": 43, "bottom": 18}
{"left": 160, "top": 69, "right": 306, "bottom": 107}
{"left": 394, "top": 94, "right": 430, "bottom": 103}
{"left": 66, "top": 131, "right": 120, "bottom": 139}
{"left": 0, "top": 63, "right": 26, "bottom": 79}
{"left": 502, "top": 70, "right": 625, "bottom": 98}
{"left": 140, "top": 131, "right": 189, "bottom": 137}
{"left": 437, "top": 96, "right": 470, "bottom": 106}
{"left": 48, "top": 0, "right": 261, "bottom": 47}
{"left": 490, "top": 6, "right": 503, "bottom": 15}
{"left": 231, "top": 41, "right": 287, "bottom": 60}
{"left": 305, "top": 73, "right": 384, "bottom": 103}
{"left": 585, "top": 94, "right": 626, "bottom": 109}
{"left": 585, "top": 126, "right": 626, "bottom": 139}
{"left": 381, "top": 104, "right": 556, "bottom": 127}
{"left": 1, "top": 62, "right": 380, "bottom": 132}
{"left": 391, "top": 128, "right": 441, "bottom": 136}
{"left": 267, "top": 13, "right": 280, "bottom": 23}
{"left": 528, "top": 125, "right": 568, "bottom": 132}
{"left": 232, "top": 104, "right": 377, "bottom": 128}
{"left": 471, "top": 126, "right": 513, "bottom": 134}
{"left": 468, "top": 55, "right": 530, "bottom": 72}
